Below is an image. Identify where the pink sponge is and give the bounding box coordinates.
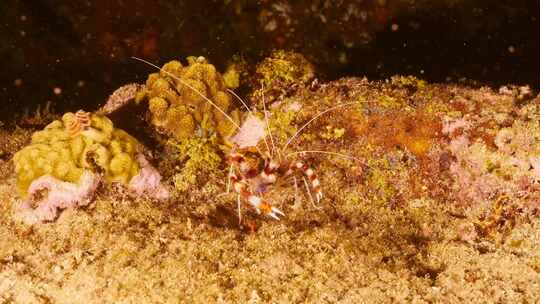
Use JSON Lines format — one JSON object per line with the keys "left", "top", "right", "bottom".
{"left": 16, "top": 171, "right": 101, "bottom": 224}
{"left": 16, "top": 153, "right": 170, "bottom": 225}
{"left": 127, "top": 153, "right": 170, "bottom": 200}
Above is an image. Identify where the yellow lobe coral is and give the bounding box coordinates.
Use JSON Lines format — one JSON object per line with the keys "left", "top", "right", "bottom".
{"left": 109, "top": 153, "right": 133, "bottom": 175}
{"left": 70, "top": 136, "right": 85, "bottom": 161}
{"left": 13, "top": 111, "right": 144, "bottom": 197}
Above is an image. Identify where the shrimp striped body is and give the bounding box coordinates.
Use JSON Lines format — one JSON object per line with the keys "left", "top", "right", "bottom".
{"left": 227, "top": 148, "right": 323, "bottom": 220}
{"left": 288, "top": 160, "right": 323, "bottom": 202}
{"left": 229, "top": 170, "right": 284, "bottom": 220}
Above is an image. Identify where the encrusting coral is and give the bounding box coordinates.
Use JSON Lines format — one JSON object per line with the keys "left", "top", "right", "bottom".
{"left": 169, "top": 136, "right": 223, "bottom": 192}
{"left": 12, "top": 110, "right": 169, "bottom": 223}
{"left": 135, "top": 56, "right": 241, "bottom": 141}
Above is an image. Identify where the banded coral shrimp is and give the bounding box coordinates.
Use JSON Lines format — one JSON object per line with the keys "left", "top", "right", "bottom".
{"left": 132, "top": 56, "right": 358, "bottom": 223}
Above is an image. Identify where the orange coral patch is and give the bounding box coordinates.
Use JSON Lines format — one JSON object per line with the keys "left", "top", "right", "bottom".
{"left": 354, "top": 109, "right": 442, "bottom": 158}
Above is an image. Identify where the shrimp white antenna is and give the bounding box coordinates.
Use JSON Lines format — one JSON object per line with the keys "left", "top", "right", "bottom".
{"left": 131, "top": 56, "right": 240, "bottom": 130}
{"left": 227, "top": 88, "right": 252, "bottom": 114}
{"left": 286, "top": 150, "right": 360, "bottom": 161}
{"left": 281, "top": 101, "right": 357, "bottom": 154}
{"left": 260, "top": 84, "right": 278, "bottom": 160}
{"left": 302, "top": 176, "right": 322, "bottom": 210}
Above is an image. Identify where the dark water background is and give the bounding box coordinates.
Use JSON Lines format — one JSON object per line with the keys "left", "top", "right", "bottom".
{"left": 1, "top": 0, "right": 539, "bottom": 122}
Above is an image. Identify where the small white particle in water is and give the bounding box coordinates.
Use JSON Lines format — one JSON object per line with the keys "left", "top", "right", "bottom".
{"left": 391, "top": 23, "right": 399, "bottom": 31}
{"left": 20, "top": 15, "right": 27, "bottom": 21}
{"left": 338, "top": 52, "right": 347, "bottom": 64}
{"left": 20, "top": 31, "right": 26, "bottom": 37}
{"left": 264, "top": 19, "right": 277, "bottom": 32}
{"left": 508, "top": 45, "right": 516, "bottom": 53}
{"left": 14, "top": 79, "right": 22, "bottom": 86}
{"left": 77, "top": 80, "right": 85, "bottom": 87}
{"left": 53, "top": 87, "right": 62, "bottom": 95}
{"left": 420, "top": 69, "right": 425, "bottom": 74}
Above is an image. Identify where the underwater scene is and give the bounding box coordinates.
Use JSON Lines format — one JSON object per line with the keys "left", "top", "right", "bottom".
{"left": 1, "top": 1, "right": 540, "bottom": 303}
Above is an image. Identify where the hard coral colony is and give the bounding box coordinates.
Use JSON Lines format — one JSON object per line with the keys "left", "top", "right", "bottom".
{"left": 135, "top": 56, "right": 241, "bottom": 141}
{"left": 13, "top": 110, "right": 169, "bottom": 224}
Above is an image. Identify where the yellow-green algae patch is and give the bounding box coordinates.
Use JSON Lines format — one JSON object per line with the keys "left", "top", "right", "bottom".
{"left": 169, "top": 136, "right": 222, "bottom": 192}
{"left": 222, "top": 55, "right": 250, "bottom": 90}
{"left": 256, "top": 50, "right": 315, "bottom": 89}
